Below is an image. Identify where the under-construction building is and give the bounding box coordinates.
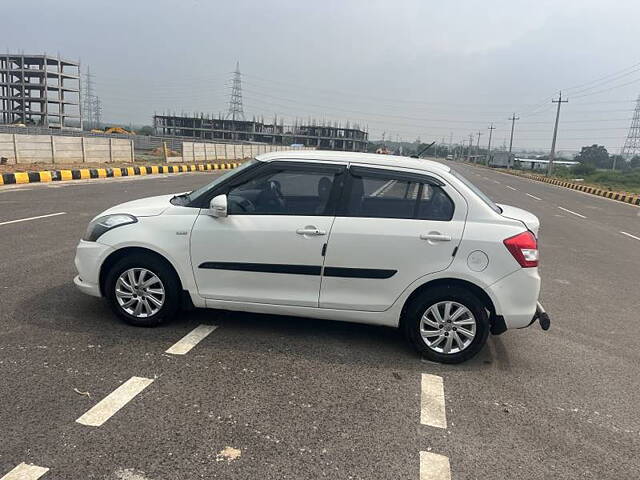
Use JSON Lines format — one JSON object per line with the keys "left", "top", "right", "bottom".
{"left": 153, "top": 115, "right": 368, "bottom": 151}
{"left": 0, "top": 54, "right": 82, "bottom": 129}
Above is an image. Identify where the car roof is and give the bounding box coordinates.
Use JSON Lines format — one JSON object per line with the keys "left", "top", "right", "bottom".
{"left": 255, "top": 150, "right": 451, "bottom": 173}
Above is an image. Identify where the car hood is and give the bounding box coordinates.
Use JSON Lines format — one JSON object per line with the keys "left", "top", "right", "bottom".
{"left": 497, "top": 203, "right": 540, "bottom": 236}
{"left": 99, "top": 193, "right": 179, "bottom": 218}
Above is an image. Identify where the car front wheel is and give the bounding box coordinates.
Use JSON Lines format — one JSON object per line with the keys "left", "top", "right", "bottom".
{"left": 105, "top": 254, "right": 180, "bottom": 327}
{"left": 404, "top": 286, "right": 489, "bottom": 364}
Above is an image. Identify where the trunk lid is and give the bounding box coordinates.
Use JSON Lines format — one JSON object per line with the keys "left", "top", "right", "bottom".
{"left": 497, "top": 204, "right": 540, "bottom": 236}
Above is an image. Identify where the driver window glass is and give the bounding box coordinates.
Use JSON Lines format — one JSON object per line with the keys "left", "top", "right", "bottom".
{"left": 227, "top": 167, "right": 339, "bottom": 215}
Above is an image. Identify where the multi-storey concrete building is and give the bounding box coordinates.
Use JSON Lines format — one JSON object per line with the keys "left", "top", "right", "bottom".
{"left": 0, "top": 54, "right": 82, "bottom": 129}
{"left": 153, "top": 115, "right": 368, "bottom": 151}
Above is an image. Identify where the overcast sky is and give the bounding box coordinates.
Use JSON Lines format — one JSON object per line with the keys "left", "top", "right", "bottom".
{"left": 5, "top": 0, "right": 640, "bottom": 152}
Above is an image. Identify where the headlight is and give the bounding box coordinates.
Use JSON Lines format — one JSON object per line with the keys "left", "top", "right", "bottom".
{"left": 83, "top": 214, "right": 137, "bottom": 242}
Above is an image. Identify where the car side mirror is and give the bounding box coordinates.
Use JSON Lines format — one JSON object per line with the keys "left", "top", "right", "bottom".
{"left": 209, "top": 194, "right": 228, "bottom": 218}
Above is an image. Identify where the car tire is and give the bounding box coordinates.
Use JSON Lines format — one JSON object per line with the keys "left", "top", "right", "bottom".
{"left": 404, "top": 286, "right": 490, "bottom": 364}
{"left": 105, "top": 253, "right": 180, "bottom": 327}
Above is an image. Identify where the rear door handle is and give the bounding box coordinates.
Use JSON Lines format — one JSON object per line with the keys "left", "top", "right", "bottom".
{"left": 296, "top": 227, "right": 326, "bottom": 236}
{"left": 420, "top": 233, "right": 452, "bottom": 242}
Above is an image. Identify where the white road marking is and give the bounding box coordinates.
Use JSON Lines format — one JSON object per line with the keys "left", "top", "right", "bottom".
{"left": 526, "top": 193, "right": 542, "bottom": 200}
{"left": 505, "top": 185, "right": 517, "bottom": 191}
{"left": 0, "top": 212, "right": 66, "bottom": 226}
{"left": 558, "top": 206, "right": 586, "bottom": 218}
{"left": 0, "top": 463, "right": 49, "bottom": 480}
{"left": 165, "top": 324, "right": 218, "bottom": 355}
{"left": 620, "top": 231, "right": 640, "bottom": 241}
{"left": 420, "top": 373, "right": 447, "bottom": 429}
{"left": 420, "top": 451, "right": 451, "bottom": 480}
{"left": 492, "top": 179, "right": 500, "bottom": 184}
{"left": 76, "top": 376, "right": 154, "bottom": 427}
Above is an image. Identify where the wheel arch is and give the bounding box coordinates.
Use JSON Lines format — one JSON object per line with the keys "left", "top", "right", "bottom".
{"left": 99, "top": 246, "right": 184, "bottom": 297}
{"left": 399, "top": 277, "right": 497, "bottom": 330}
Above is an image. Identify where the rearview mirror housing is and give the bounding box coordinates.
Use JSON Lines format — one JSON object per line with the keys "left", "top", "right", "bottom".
{"left": 209, "top": 194, "right": 228, "bottom": 218}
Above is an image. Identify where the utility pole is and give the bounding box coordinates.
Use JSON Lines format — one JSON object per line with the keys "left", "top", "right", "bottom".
{"left": 476, "top": 131, "right": 483, "bottom": 157}
{"left": 487, "top": 123, "right": 496, "bottom": 166}
{"left": 507, "top": 113, "right": 519, "bottom": 169}
{"left": 468, "top": 133, "right": 474, "bottom": 161}
{"left": 547, "top": 92, "right": 568, "bottom": 176}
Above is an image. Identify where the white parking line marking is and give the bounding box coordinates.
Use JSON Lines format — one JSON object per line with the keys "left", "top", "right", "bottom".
{"left": 505, "top": 185, "right": 517, "bottom": 191}
{"left": 526, "top": 193, "right": 542, "bottom": 200}
{"left": 558, "top": 206, "right": 586, "bottom": 218}
{"left": 0, "top": 212, "right": 66, "bottom": 226}
{"left": 76, "top": 376, "right": 154, "bottom": 427}
{"left": 420, "top": 373, "right": 447, "bottom": 429}
{"left": 1, "top": 463, "right": 49, "bottom": 480}
{"left": 165, "top": 324, "right": 218, "bottom": 355}
{"left": 621, "top": 231, "right": 640, "bottom": 241}
{"left": 420, "top": 451, "right": 451, "bottom": 480}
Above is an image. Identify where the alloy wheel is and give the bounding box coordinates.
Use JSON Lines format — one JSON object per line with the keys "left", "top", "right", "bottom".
{"left": 419, "top": 301, "right": 477, "bottom": 354}
{"left": 115, "top": 268, "right": 165, "bottom": 318}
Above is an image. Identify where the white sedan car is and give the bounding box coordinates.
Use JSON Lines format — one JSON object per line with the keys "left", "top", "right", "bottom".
{"left": 74, "top": 151, "right": 550, "bottom": 363}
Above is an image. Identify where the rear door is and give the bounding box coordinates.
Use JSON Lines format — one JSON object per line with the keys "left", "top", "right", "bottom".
{"left": 320, "top": 166, "right": 467, "bottom": 311}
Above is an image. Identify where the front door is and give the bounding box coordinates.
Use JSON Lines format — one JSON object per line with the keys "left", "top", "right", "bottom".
{"left": 190, "top": 161, "right": 345, "bottom": 307}
{"left": 320, "top": 165, "right": 467, "bottom": 311}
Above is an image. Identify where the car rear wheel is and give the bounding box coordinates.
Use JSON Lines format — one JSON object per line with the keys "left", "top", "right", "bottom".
{"left": 105, "top": 254, "right": 180, "bottom": 327}
{"left": 404, "top": 286, "right": 489, "bottom": 364}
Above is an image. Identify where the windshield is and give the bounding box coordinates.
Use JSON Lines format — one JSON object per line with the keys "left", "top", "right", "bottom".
{"left": 450, "top": 169, "right": 502, "bottom": 213}
{"left": 182, "top": 159, "right": 259, "bottom": 205}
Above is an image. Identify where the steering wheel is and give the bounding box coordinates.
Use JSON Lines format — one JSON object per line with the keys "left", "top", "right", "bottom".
{"left": 228, "top": 196, "right": 255, "bottom": 213}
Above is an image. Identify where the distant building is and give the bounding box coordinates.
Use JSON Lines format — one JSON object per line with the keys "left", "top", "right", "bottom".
{"left": 515, "top": 157, "right": 579, "bottom": 171}
{"left": 153, "top": 115, "right": 368, "bottom": 151}
{"left": 0, "top": 54, "right": 82, "bottom": 129}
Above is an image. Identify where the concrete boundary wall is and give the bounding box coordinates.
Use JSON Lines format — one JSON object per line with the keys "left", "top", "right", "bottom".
{"left": 0, "top": 133, "right": 134, "bottom": 164}
{"left": 180, "top": 142, "right": 314, "bottom": 163}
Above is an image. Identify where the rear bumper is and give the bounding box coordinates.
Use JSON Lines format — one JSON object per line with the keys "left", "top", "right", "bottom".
{"left": 487, "top": 267, "right": 541, "bottom": 330}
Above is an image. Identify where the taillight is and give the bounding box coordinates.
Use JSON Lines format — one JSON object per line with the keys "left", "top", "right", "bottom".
{"left": 503, "top": 231, "right": 538, "bottom": 268}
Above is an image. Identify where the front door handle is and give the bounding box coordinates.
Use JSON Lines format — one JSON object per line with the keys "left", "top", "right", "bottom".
{"left": 420, "top": 233, "right": 452, "bottom": 242}
{"left": 296, "top": 227, "right": 326, "bottom": 236}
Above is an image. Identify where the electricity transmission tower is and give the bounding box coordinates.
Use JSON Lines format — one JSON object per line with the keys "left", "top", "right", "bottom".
{"left": 82, "top": 66, "right": 95, "bottom": 130}
{"left": 226, "top": 62, "right": 245, "bottom": 122}
{"left": 619, "top": 94, "right": 640, "bottom": 169}
{"left": 82, "top": 66, "right": 101, "bottom": 130}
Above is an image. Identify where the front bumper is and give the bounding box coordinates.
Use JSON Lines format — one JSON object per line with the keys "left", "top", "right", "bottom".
{"left": 74, "top": 239, "right": 114, "bottom": 297}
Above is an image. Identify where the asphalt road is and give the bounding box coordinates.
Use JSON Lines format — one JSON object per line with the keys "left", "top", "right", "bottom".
{"left": 0, "top": 165, "right": 638, "bottom": 479}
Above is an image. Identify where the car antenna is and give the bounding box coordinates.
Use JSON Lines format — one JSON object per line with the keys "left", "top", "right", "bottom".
{"left": 410, "top": 141, "right": 436, "bottom": 159}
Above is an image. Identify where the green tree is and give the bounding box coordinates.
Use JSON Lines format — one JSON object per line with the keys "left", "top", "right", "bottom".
{"left": 135, "top": 125, "right": 154, "bottom": 136}
{"left": 575, "top": 144, "right": 611, "bottom": 169}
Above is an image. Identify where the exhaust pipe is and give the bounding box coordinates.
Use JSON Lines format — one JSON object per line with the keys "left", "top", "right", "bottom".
{"left": 535, "top": 302, "right": 551, "bottom": 331}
